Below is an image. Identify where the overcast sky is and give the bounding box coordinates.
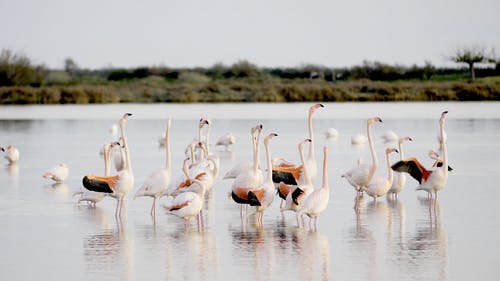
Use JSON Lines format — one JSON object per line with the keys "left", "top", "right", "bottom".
{"left": 1, "top": 0, "right": 499, "bottom": 69}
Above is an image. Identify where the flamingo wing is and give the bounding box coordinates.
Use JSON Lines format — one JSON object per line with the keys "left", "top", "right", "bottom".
{"left": 82, "top": 175, "right": 119, "bottom": 193}
{"left": 391, "top": 158, "right": 429, "bottom": 184}
{"left": 272, "top": 165, "right": 302, "bottom": 185}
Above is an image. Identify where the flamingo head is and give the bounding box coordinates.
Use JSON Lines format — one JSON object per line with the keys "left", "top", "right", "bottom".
{"left": 264, "top": 133, "right": 278, "bottom": 145}
{"left": 0, "top": 147, "right": 4, "bottom": 152}
{"left": 440, "top": 111, "right": 448, "bottom": 123}
{"left": 299, "top": 138, "right": 312, "bottom": 151}
{"left": 310, "top": 103, "right": 324, "bottom": 114}
{"left": 428, "top": 150, "right": 440, "bottom": 160}
{"left": 385, "top": 148, "right": 398, "bottom": 154}
{"left": 399, "top": 136, "right": 412, "bottom": 143}
{"left": 120, "top": 113, "right": 132, "bottom": 126}
{"left": 368, "top": 116, "right": 383, "bottom": 125}
{"left": 199, "top": 117, "right": 210, "bottom": 128}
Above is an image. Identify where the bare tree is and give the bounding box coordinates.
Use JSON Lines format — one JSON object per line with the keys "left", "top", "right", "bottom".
{"left": 64, "top": 58, "right": 79, "bottom": 77}
{"left": 450, "top": 45, "right": 487, "bottom": 80}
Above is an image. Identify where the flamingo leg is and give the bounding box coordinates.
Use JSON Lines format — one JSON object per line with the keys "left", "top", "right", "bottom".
{"left": 150, "top": 197, "right": 157, "bottom": 216}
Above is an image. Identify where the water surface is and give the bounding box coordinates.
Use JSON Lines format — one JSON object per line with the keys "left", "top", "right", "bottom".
{"left": 0, "top": 102, "right": 499, "bottom": 281}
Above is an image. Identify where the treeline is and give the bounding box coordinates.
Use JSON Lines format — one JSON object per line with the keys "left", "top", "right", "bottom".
{"left": 2, "top": 79, "right": 499, "bottom": 104}
{"left": 1, "top": 49, "right": 500, "bottom": 103}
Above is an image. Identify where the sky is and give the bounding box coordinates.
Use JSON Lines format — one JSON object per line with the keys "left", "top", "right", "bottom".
{"left": 1, "top": 0, "right": 499, "bottom": 70}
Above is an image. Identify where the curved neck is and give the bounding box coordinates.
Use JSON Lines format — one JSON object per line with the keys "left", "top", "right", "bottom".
{"left": 299, "top": 145, "right": 311, "bottom": 185}
{"left": 367, "top": 121, "right": 378, "bottom": 178}
{"left": 253, "top": 130, "right": 261, "bottom": 174}
{"left": 264, "top": 142, "right": 272, "bottom": 183}
{"left": 386, "top": 152, "right": 394, "bottom": 183}
{"left": 120, "top": 121, "right": 132, "bottom": 174}
{"left": 104, "top": 145, "right": 110, "bottom": 176}
{"left": 440, "top": 118, "right": 448, "bottom": 170}
{"left": 190, "top": 143, "right": 197, "bottom": 164}
{"left": 205, "top": 123, "right": 211, "bottom": 154}
{"left": 321, "top": 148, "right": 328, "bottom": 189}
{"left": 308, "top": 111, "right": 315, "bottom": 161}
{"left": 398, "top": 141, "right": 405, "bottom": 160}
{"left": 165, "top": 119, "right": 171, "bottom": 171}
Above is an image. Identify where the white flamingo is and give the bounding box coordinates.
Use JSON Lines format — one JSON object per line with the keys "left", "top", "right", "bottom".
{"left": 43, "top": 163, "right": 69, "bottom": 183}
{"left": 82, "top": 113, "right": 134, "bottom": 218}
{"left": 381, "top": 130, "right": 399, "bottom": 143}
{"left": 2, "top": 145, "right": 19, "bottom": 164}
{"left": 215, "top": 132, "right": 236, "bottom": 150}
{"left": 297, "top": 146, "right": 330, "bottom": 230}
{"left": 363, "top": 148, "right": 399, "bottom": 202}
{"left": 391, "top": 111, "right": 449, "bottom": 200}
{"left": 324, "top": 128, "right": 339, "bottom": 139}
{"left": 351, "top": 133, "right": 367, "bottom": 145}
{"left": 272, "top": 103, "right": 323, "bottom": 186}
{"left": 341, "top": 117, "right": 383, "bottom": 201}
{"left": 222, "top": 125, "right": 260, "bottom": 179}
{"left": 245, "top": 132, "right": 278, "bottom": 225}
{"left": 231, "top": 125, "right": 264, "bottom": 219}
{"left": 134, "top": 118, "right": 172, "bottom": 217}
{"left": 387, "top": 136, "right": 412, "bottom": 199}
{"left": 164, "top": 178, "right": 206, "bottom": 230}
{"left": 282, "top": 139, "right": 314, "bottom": 218}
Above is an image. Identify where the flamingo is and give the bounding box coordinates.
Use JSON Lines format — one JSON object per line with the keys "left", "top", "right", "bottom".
{"left": 43, "top": 163, "right": 69, "bottom": 183}
{"left": 351, "top": 133, "right": 367, "bottom": 145}
{"left": 245, "top": 132, "right": 278, "bottom": 225}
{"left": 222, "top": 125, "right": 260, "bottom": 179}
{"left": 163, "top": 178, "right": 206, "bottom": 230}
{"left": 391, "top": 111, "right": 449, "bottom": 200}
{"left": 231, "top": 125, "right": 264, "bottom": 218}
{"left": 134, "top": 117, "right": 172, "bottom": 217}
{"left": 173, "top": 142, "right": 218, "bottom": 196}
{"left": 272, "top": 103, "right": 323, "bottom": 186}
{"left": 183, "top": 117, "right": 209, "bottom": 157}
{"left": 324, "top": 128, "right": 339, "bottom": 139}
{"left": 215, "top": 132, "right": 236, "bottom": 150}
{"left": 341, "top": 117, "right": 383, "bottom": 201}
{"left": 387, "top": 136, "right": 412, "bottom": 199}
{"left": 296, "top": 146, "right": 330, "bottom": 230}
{"left": 428, "top": 150, "right": 453, "bottom": 171}
{"left": 76, "top": 142, "right": 116, "bottom": 207}
{"left": 282, "top": 139, "right": 314, "bottom": 218}
{"left": 381, "top": 130, "right": 399, "bottom": 143}
{"left": 3, "top": 145, "right": 19, "bottom": 164}
{"left": 200, "top": 117, "right": 220, "bottom": 179}
{"left": 82, "top": 113, "right": 134, "bottom": 218}
{"left": 363, "top": 148, "right": 399, "bottom": 202}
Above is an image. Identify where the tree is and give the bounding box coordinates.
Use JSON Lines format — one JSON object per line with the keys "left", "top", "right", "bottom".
{"left": 450, "top": 45, "right": 487, "bottom": 80}
{"left": 64, "top": 58, "right": 79, "bottom": 77}
{"left": 0, "top": 49, "right": 45, "bottom": 86}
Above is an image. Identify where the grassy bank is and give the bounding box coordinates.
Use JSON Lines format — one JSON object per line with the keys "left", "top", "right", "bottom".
{"left": 1, "top": 78, "right": 499, "bottom": 104}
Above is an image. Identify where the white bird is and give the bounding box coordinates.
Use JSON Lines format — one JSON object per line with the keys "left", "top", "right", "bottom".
{"left": 83, "top": 113, "right": 135, "bottom": 218}
{"left": 215, "top": 132, "right": 236, "bottom": 150}
{"left": 342, "top": 117, "right": 383, "bottom": 200}
{"left": 282, "top": 139, "right": 314, "bottom": 217}
{"left": 387, "top": 136, "right": 412, "bottom": 199}
{"left": 381, "top": 130, "right": 399, "bottom": 143}
{"left": 43, "top": 163, "right": 69, "bottom": 183}
{"left": 231, "top": 125, "right": 264, "bottom": 219}
{"left": 134, "top": 118, "right": 172, "bottom": 217}
{"left": 324, "top": 128, "right": 339, "bottom": 139}
{"left": 297, "top": 146, "right": 330, "bottom": 230}
{"left": 164, "top": 179, "right": 206, "bottom": 230}
{"left": 109, "top": 124, "right": 119, "bottom": 137}
{"left": 273, "top": 104, "right": 323, "bottom": 186}
{"left": 351, "top": 133, "right": 367, "bottom": 145}
{"left": 245, "top": 132, "right": 278, "bottom": 225}
{"left": 392, "top": 111, "right": 449, "bottom": 200}
{"left": 363, "top": 148, "right": 399, "bottom": 202}
{"left": 3, "top": 145, "right": 19, "bottom": 164}
{"left": 222, "top": 125, "right": 260, "bottom": 179}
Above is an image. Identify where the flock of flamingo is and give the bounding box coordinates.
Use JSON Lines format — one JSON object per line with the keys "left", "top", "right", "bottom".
{"left": 1, "top": 105, "right": 451, "bottom": 230}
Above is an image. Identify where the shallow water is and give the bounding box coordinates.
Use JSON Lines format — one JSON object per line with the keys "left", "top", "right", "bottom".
{"left": 0, "top": 102, "right": 499, "bottom": 281}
